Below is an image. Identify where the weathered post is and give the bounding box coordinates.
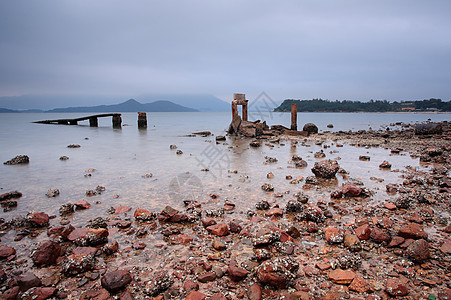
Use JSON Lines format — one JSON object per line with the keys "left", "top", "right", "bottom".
{"left": 242, "top": 102, "right": 248, "bottom": 122}
{"left": 291, "top": 103, "right": 297, "bottom": 130}
{"left": 89, "top": 117, "right": 98, "bottom": 127}
{"left": 232, "top": 103, "right": 238, "bottom": 118}
{"left": 112, "top": 114, "right": 122, "bottom": 128}
{"left": 138, "top": 112, "right": 147, "bottom": 129}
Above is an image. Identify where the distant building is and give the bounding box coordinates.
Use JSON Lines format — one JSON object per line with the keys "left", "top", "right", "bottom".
{"left": 401, "top": 107, "right": 415, "bottom": 111}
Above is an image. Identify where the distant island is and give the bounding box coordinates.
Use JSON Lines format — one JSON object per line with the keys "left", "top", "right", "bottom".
{"left": 0, "top": 99, "right": 198, "bottom": 113}
{"left": 274, "top": 98, "right": 451, "bottom": 112}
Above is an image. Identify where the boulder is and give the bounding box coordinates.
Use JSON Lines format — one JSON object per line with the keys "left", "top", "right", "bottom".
{"left": 227, "top": 265, "right": 248, "bottom": 281}
{"left": 415, "top": 123, "right": 442, "bottom": 135}
{"left": 385, "top": 278, "right": 408, "bottom": 296}
{"left": 0, "top": 245, "right": 16, "bottom": 259}
{"left": 27, "top": 212, "right": 49, "bottom": 227}
{"left": 328, "top": 269, "right": 355, "bottom": 285}
{"left": 31, "top": 240, "right": 61, "bottom": 266}
{"left": 398, "top": 223, "right": 428, "bottom": 240}
{"left": 256, "top": 257, "right": 299, "bottom": 289}
{"left": 101, "top": 269, "right": 132, "bottom": 293}
{"left": 405, "top": 239, "right": 429, "bottom": 263}
{"left": 3, "top": 155, "right": 29, "bottom": 165}
{"left": 16, "top": 272, "right": 42, "bottom": 292}
{"left": 303, "top": 123, "right": 318, "bottom": 134}
{"left": 311, "top": 160, "right": 339, "bottom": 179}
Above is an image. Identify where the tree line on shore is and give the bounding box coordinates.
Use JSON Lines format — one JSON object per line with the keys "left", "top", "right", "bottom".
{"left": 274, "top": 98, "right": 451, "bottom": 112}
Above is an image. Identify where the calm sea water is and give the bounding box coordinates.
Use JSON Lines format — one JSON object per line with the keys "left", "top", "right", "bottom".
{"left": 0, "top": 111, "right": 449, "bottom": 246}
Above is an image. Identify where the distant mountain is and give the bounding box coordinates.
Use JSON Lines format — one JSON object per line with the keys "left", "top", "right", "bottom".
{"left": 0, "top": 93, "right": 230, "bottom": 111}
{"left": 0, "top": 108, "right": 17, "bottom": 113}
{"left": 47, "top": 99, "right": 198, "bottom": 113}
{"left": 136, "top": 94, "right": 230, "bottom": 112}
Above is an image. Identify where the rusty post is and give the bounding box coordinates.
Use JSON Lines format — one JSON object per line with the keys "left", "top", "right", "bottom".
{"left": 112, "top": 114, "right": 122, "bottom": 128}
{"left": 232, "top": 103, "right": 238, "bottom": 118}
{"left": 242, "top": 102, "right": 248, "bottom": 121}
{"left": 291, "top": 103, "right": 297, "bottom": 130}
{"left": 89, "top": 117, "right": 98, "bottom": 127}
{"left": 138, "top": 112, "right": 147, "bottom": 129}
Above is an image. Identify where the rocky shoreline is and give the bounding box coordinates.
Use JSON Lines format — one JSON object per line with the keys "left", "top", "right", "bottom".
{"left": 0, "top": 121, "right": 450, "bottom": 299}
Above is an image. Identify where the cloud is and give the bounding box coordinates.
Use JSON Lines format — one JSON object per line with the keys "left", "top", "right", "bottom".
{"left": 0, "top": 0, "right": 450, "bottom": 102}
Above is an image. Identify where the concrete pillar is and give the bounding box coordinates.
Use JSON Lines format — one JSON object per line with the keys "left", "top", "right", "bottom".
{"left": 242, "top": 103, "right": 248, "bottom": 121}
{"left": 232, "top": 103, "right": 238, "bottom": 118}
{"left": 112, "top": 114, "right": 122, "bottom": 128}
{"left": 234, "top": 93, "right": 246, "bottom": 101}
{"left": 138, "top": 112, "right": 147, "bottom": 128}
{"left": 89, "top": 117, "right": 98, "bottom": 127}
{"left": 291, "top": 104, "right": 297, "bottom": 130}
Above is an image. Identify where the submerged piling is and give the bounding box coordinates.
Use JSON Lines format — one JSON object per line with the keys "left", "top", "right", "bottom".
{"left": 138, "top": 112, "right": 147, "bottom": 129}
{"left": 112, "top": 114, "right": 122, "bottom": 128}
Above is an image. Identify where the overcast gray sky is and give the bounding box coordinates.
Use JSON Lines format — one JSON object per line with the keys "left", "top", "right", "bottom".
{"left": 1, "top": 0, "right": 450, "bottom": 103}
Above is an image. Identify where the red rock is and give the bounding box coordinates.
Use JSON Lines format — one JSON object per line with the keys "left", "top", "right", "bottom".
{"left": 324, "top": 226, "right": 344, "bottom": 243}
{"left": 0, "top": 245, "right": 16, "bottom": 259}
{"left": 228, "top": 220, "right": 242, "bottom": 233}
{"left": 227, "top": 265, "right": 248, "bottom": 281}
{"left": 27, "top": 212, "right": 49, "bottom": 227}
{"left": 398, "top": 223, "right": 428, "bottom": 239}
{"left": 370, "top": 227, "right": 391, "bottom": 243}
{"left": 328, "top": 269, "right": 355, "bottom": 284}
{"left": 206, "top": 223, "right": 229, "bottom": 237}
{"left": 183, "top": 279, "right": 199, "bottom": 292}
{"left": 101, "top": 269, "right": 132, "bottom": 292}
{"left": 256, "top": 258, "right": 298, "bottom": 289}
{"left": 73, "top": 246, "right": 97, "bottom": 256}
{"left": 349, "top": 276, "right": 370, "bottom": 293}
{"left": 387, "top": 236, "right": 405, "bottom": 248}
{"left": 212, "top": 238, "right": 226, "bottom": 250}
{"left": 355, "top": 224, "right": 371, "bottom": 240}
{"left": 62, "top": 248, "right": 96, "bottom": 276}
{"left": 114, "top": 206, "right": 131, "bottom": 214}
{"left": 316, "top": 262, "right": 331, "bottom": 271}
{"left": 265, "top": 207, "right": 284, "bottom": 217}
{"left": 399, "top": 238, "right": 415, "bottom": 248}
{"left": 171, "top": 234, "right": 193, "bottom": 244}
{"left": 102, "top": 241, "right": 119, "bottom": 255}
{"left": 31, "top": 240, "right": 61, "bottom": 266}
{"left": 384, "top": 203, "right": 397, "bottom": 210}
{"left": 2, "top": 286, "right": 19, "bottom": 300}
{"left": 209, "top": 292, "right": 227, "bottom": 300}
{"left": 186, "top": 291, "right": 206, "bottom": 300}
{"left": 16, "top": 271, "right": 42, "bottom": 292}
{"left": 342, "top": 184, "right": 362, "bottom": 197}
{"left": 385, "top": 278, "right": 408, "bottom": 296}
{"left": 134, "top": 208, "right": 156, "bottom": 221}
{"left": 68, "top": 228, "right": 108, "bottom": 246}
{"left": 25, "top": 287, "right": 57, "bottom": 300}
{"left": 445, "top": 225, "right": 451, "bottom": 233}
{"left": 306, "top": 222, "right": 318, "bottom": 233}
{"left": 379, "top": 161, "right": 392, "bottom": 169}
{"left": 46, "top": 224, "right": 74, "bottom": 240}
{"left": 440, "top": 240, "right": 451, "bottom": 254}
{"left": 344, "top": 233, "right": 362, "bottom": 251}
{"left": 67, "top": 228, "right": 89, "bottom": 241}
{"left": 197, "top": 272, "right": 216, "bottom": 283}
{"left": 406, "top": 239, "right": 429, "bottom": 263}
{"left": 201, "top": 217, "right": 217, "bottom": 227}
{"left": 247, "top": 283, "right": 262, "bottom": 300}
{"left": 74, "top": 200, "right": 91, "bottom": 209}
